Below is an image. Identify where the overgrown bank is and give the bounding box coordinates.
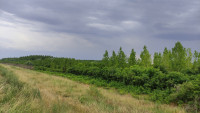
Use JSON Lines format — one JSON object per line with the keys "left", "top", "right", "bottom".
{"left": 1, "top": 64, "right": 186, "bottom": 113}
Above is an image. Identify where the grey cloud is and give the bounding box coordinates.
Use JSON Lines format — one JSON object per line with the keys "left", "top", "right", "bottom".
{"left": 1, "top": 0, "right": 200, "bottom": 38}
{"left": 0, "top": 0, "right": 200, "bottom": 59}
{"left": 156, "top": 33, "right": 200, "bottom": 41}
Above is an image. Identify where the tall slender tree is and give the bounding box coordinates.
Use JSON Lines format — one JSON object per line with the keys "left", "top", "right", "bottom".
{"left": 140, "top": 45, "right": 151, "bottom": 67}
{"left": 172, "top": 42, "right": 186, "bottom": 71}
{"left": 185, "top": 48, "right": 193, "bottom": 69}
{"left": 161, "top": 48, "right": 172, "bottom": 71}
{"left": 193, "top": 50, "right": 200, "bottom": 72}
{"left": 128, "top": 49, "right": 136, "bottom": 66}
{"left": 117, "top": 47, "right": 127, "bottom": 68}
{"left": 153, "top": 52, "right": 162, "bottom": 68}
{"left": 102, "top": 50, "right": 109, "bottom": 66}
{"left": 198, "top": 52, "right": 200, "bottom": 72}
{"left": 110, "top": 50, "right": 117, "bottom": 67}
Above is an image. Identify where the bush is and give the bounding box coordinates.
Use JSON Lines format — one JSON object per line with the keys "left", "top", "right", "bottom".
{"left": 150, "top": 89, "right": 172, "bottom": 103}
{"left": 169, "top": 75, "right": 200, "bottom": 112}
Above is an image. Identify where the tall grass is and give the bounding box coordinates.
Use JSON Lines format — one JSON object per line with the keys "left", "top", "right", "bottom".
{"left": 0, "top": 65, "right": 85, "bottom": 113}
{"left": 79, "top": 86, "right": 117, "bottom": 112}
{"left": 0, "top": 65, "right": 43, "bottom": 112}
{"left": 0, "top": 66, "right": 70, "bottom": 113}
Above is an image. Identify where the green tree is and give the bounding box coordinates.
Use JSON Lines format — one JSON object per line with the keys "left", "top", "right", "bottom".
{"left": 140, "top": 45, "right": 151, "bottom": 67}
{"left": 161, "top": 48, "right": 172, "bottom": 71}
{"left": 110, "top": 50, "right": 118, "bottom": 67}
{"left": 102, "top": 50, "right": 109, "bottom": 66}
{"left": 128, "top": 49, "right": 136, "bottom": 66}
{"left": 185, "top": 48, "right": 193, "bottom": 70}
{"left": 198, "top": 52, "right": 200, "bottom": 73}
{"left": 117, "top": 47, "right": 127, "bottom": 68}
{"left": 193, "top": 50, "right": 200, "bottom": 72}
{"left": 153, "top": 52, "right": 162, "bottom": 68}
{"left": 172, "top": 42, "right": 186, "bottom": 71}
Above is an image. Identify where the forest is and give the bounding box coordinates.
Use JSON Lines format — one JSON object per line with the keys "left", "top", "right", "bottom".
{"left": 1, "top": 41, "right": 200, "bottom": 112}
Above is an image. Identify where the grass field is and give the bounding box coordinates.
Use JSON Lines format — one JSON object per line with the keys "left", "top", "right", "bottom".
{"left": 0, "top": 64, "right": 186, "bottom": 113}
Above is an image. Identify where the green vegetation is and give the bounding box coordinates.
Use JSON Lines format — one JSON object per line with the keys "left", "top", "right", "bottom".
{"left": 1, "top": 41, "right": 200, "bottom": 112}
{"left": 0, "top": 65, "right": 74, "bottom": 113}
{"left": 0, "top": 65, "right": 42, "bottom": 112}
{"left": 0, "top": 64, "right": 185, "bottom": 113}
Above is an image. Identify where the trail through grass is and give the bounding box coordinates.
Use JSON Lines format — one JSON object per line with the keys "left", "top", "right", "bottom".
{"left": 0, "top": 64, "right": 186, "bottom": 113}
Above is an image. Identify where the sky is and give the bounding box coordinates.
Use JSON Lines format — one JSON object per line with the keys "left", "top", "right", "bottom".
{"left": 0, "top": 0, "right": 200, "bottom": 60}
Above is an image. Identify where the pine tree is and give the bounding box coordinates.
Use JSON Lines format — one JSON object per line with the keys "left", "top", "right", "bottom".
{"left": 140, "top": 45, "right": 151, "bottom": 67}
{"left": 128, "top": 49, "right": 136, "bottom": 66}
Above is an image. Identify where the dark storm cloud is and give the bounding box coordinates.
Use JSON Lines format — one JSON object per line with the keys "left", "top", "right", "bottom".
{"left": 1, "top": 0, "right": 200, "bottom": 40}
{"left": 0, "top": 0, "right": 200, "bottom": 59}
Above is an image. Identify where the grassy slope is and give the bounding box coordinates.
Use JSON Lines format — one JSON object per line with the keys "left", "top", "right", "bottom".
{"left": 0, "top": 64, "right": 186, "bottom": 113}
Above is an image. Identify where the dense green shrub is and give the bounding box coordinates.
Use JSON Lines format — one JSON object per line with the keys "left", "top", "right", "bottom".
{"left": 169, "top": 75, "right": 200, "bottom": 112}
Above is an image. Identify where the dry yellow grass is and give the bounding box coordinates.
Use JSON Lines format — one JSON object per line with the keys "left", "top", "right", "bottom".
{"left": 1, "top": 64, "right": 186, "bottom": 113}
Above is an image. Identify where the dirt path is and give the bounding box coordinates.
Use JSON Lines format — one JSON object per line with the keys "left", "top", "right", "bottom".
{"left": 1, "top": 64, "right": 186, "bottom": 113}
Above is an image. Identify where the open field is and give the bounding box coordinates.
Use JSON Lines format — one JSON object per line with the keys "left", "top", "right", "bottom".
{"left": 0, "top": 64, "right": 186, "bottom": 113}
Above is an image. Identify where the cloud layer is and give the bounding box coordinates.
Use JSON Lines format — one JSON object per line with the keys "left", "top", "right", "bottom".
{"left": 0, "top": 0, "right": 200, "bottom": 59}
